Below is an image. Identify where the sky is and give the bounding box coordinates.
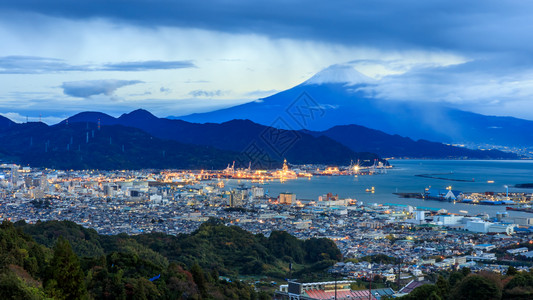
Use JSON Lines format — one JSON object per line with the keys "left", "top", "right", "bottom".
{"left": 1, "top": 0, "right": 533, "bottom": 124}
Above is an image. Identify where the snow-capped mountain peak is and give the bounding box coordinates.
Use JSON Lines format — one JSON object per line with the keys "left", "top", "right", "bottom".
{"left": 303, "top": 64, "right": 376, "bottom": 85}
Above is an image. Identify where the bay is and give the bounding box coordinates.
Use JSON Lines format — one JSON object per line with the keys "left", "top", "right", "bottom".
{"left": 229, "top": 160, "right": 533, "bottom": 217}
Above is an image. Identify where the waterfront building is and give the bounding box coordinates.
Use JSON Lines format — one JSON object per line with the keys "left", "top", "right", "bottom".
{"left": 279, "top": 192, "right": 295, "bottom": 205}
{"left": 425, "top": 188, "right": 463, "bottom": 201}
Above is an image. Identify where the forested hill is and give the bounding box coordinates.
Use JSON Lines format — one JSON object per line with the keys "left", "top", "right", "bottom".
{"left": 0, "top": 112, "right": 386, "bottom": 169}
{"left": 0, "top": 121, "right": 239, "bottom": 170}
{"left": 0, "top": 219, "right": 341, "bottom": 299}
{"left": 66, "top": 110, "right": 385, "bottom": 166}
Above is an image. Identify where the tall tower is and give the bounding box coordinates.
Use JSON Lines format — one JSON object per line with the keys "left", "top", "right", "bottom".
{"left": 283, "top": 159, "right": 289, "bottom": 172}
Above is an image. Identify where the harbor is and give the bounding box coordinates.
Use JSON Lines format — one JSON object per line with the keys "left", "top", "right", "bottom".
{"left": 244, "top": 159, "right": 533, "bottom": 218}
{"left": 395, "top": 189, "right": 530, "bottom": 206}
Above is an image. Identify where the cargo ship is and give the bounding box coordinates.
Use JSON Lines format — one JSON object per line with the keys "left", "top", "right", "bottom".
{"left": 506, "top": 206, "right": 533, "bottom": 213}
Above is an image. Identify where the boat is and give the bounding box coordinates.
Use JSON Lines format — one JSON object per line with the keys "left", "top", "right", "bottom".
{"left": 506, "top": 206, "right": 533, "bottom": 213}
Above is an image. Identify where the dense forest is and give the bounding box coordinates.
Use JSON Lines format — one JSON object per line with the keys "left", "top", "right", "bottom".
{"left": 0, "top": 218, "right": 341, "bottom": 299}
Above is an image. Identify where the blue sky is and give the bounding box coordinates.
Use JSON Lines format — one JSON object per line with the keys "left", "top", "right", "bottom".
{"left": 1, "top": 0, "right": 533, "bottom": 123}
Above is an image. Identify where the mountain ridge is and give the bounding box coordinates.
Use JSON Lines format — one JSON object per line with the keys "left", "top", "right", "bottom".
{"left": 64, "top": 111, "right": 382, "bottom": 166}
{"left": 306, "top": 124, "right": 518, "bottom": 159}
{"left": 0, "top": 111, "right": 382, "bottom": 169}
{"left": 0, "top": 108, "right": 519, "bottom": 170}
{"left": 0, "top": 121, "right": 239, "bottom": 170}
{"left": 63, "top": 109, "right": 518, "bottom": 160}
{"left": 173, "top": 64, "right": 533, "bottom": 147}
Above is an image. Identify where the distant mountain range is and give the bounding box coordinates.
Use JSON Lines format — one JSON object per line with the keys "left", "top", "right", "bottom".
{"left": 0, "top": 118, "right": 239, "bottom": 170}
{"left": 0, "top": 111, "right": 382, "bottom": 170}
{"left": 306, "top": 125, "right": 517, "bottom": 159}
{"left": 175, "top": 64, "right": 533, "bottom": 147}
{"left": 64, "top": 110, "right": 383, "bottom": 167}
{"left": 65, "top": 109, "right": 516, "bottom": 160}
{"left": 0, "top": 104, "right": 518, "bottom": 170}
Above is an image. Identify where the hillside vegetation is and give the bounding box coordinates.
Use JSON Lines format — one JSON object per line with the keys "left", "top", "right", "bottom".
{"left": 0, "top": 218, "right": 341, "bottom": 299}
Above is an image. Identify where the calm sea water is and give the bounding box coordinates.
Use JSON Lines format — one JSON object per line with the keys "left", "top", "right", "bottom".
{"left": 229, "top": 160, "right": 533, "bottom": 217}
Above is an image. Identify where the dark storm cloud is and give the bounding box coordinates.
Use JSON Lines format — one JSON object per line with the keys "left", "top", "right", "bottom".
{"left": 4, "top": 1, "right": 533, "bottom": 120}
{"left": 61, "top": 80, "right": 143, "bottom": 98}
{"left": 0, "top": 56, "right": 195, "bottom": 74}
{"left": 2, "top": 0, "right": 533, "bottom": 54}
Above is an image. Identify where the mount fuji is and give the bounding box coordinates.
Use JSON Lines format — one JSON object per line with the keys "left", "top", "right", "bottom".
{"left": 175, "top": 64, "right": 533, "bottom": 147}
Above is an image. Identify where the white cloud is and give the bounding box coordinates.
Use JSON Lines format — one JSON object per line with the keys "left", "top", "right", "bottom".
{"left": 0, "top": 112, "right": 64, "bottom": 124}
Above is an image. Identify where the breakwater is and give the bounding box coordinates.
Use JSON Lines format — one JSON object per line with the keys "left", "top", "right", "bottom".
{"left": 415, "top": 172, "right": 475, "bottom": 182}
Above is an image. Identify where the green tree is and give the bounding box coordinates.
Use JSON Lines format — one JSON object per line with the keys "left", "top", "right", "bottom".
{"left": 268, "top": 231, "right": 305, "bottom": 263}
{"left": 130, "top": 278, "right": 160, "bottom": 300}
{"left": 435, "top": 275, "right": 450, "bottom": 299}
{"left": 507, "top": 265, "right": 518, "bottom": 276}
{"left": 257, "top": 291, "right": 272, "bottom": 300}
{"left": 448, "top": 271, "right": 464, "bottom": 287}
{"left": 0, "top": 272, "right": 41, "bottom": 300}
{"left": 303, "top": 237, "right": 342, "bottom": 262}
{"left": 190, "top": 263, "right": 207, "bottom": 297}
{"left": 45, "top": 236, "right": 87, "bottom": 300}
{"left": 461, "top": 267, "right": 471, "bottom": 276}
{"left": 503, "top": 273, "right": 533, "bottom": 299}
{"left": 428, "top": 291, "right": 442, "bottom": 300}
{"left": 451, "top": 275, "right": 502, "bottom": 300}
{"left": 398, "top": 284, "right": 440, "bottom": 300}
